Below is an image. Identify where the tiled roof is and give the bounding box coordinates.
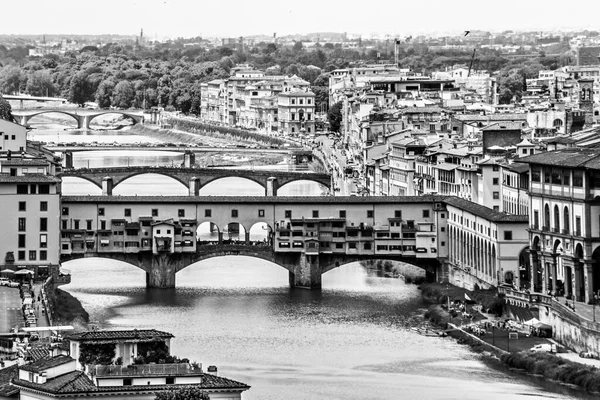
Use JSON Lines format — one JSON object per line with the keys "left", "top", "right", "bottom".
{"left": 516, "top": 149, "right": 600, "bottom": 168}
{"left": 399, "top": 106, "right": 446, "bottom": 114}
{"left": 13, "top": 372, "right": 249, "bottom": 394}
{"left": 27, "top": 346, "right": 50, "bottom": 362}
{"left": 62, "top": 195, "right": 449, "bottom": 205}
{"left": 20, "top": 355, "right": 73, "bottom": 373}
{"left": 0, "top": 174, "right": 59, "bottom": 183}
{"left": 505, "top": 163, "right": 529, "bottom": 174}
{"left": 444, "top": 197, "right": 529, "bottom": 223}
{"left": 453, "top": 113, "right": 528, "bottom": 122}
{"left": 0, "top": 159, "right": 49, "bottom": 166}
{"left": 13, "top": 371, "right": 96, "bottom": 394}
{"left": 66, "top": 329, "right": 174, "bottom": 342}
{"left": 0, "top": 364, "right": 19, "bottom": 397}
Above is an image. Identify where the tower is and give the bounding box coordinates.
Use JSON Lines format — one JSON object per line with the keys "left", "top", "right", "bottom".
{"left": 140, "top": 29, "right": 144, "bottom": 45}
{"left": 578, "top": 78, "right": 594, "bottom": 128}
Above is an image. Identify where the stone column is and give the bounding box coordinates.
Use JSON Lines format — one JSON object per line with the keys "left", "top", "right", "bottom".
{"left": 189, "top": 177, "right": 200, "bottom": 196}
{"left": 245, "top": 231, "right": 250, "bottom": 245}
{"left": 584, "top": 261, "right": 594, "bottom": 304}
{"left": 64, "top": 151, "right": 74, "bottom": 169}
{"left": 552, "top": 256, "right": 558, "bottom": 296}
{"left": 145, "top": 253, "right": 178, "bottom": 289}
{"left": 183, "top": 151, "right": 196, "bottom": 168}
{"left": 573, "top": 264, "right": 580, "bottom": 301}
{"left": 266, "top": 177, "right": 278, "bottom": 196}
{"left": 102, "top": 177, "right": 113, "bottom": 196}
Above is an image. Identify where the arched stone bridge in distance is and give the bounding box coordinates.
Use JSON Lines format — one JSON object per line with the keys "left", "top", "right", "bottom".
{"left": 12, "top": 109, "right": 144, "bottom": 129}
{"left": 59, "top": 244, "right": 441, "bottom": 289}
{"left": 59, "top": 166, "right": 332, "bottom": 196}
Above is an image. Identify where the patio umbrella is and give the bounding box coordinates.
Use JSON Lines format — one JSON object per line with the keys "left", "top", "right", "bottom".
{"left": 0, "top": 269, "right": 15, "bottom": 275}
{"left": 14, "top": 269, "right": 34, "bottom": 275}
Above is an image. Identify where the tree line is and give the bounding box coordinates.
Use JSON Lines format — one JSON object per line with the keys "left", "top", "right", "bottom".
{"left": 0, "top": 39, "right": 574, "bottom": 114}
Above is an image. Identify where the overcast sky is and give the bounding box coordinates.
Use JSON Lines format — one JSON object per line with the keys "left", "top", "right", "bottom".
{"left": 3, "top": 0, "right": 598, "bottom": 39}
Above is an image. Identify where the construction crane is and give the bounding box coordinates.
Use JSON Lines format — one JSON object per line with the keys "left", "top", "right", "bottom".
{"left": 467, "top": 48, "right": 476, "bottom": 77}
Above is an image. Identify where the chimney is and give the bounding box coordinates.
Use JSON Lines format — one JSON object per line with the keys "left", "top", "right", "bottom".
{"left": 207, "top": 365, "right": 218, "bottom": 376}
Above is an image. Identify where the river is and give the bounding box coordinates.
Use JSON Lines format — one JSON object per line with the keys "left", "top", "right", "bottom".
{"left": 34, "top": 120, "right": 592, "bottom": 399}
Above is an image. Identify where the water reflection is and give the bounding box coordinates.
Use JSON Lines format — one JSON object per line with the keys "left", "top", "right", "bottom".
{"left": 60, "top": 258, "right": 592, "bottom": 400}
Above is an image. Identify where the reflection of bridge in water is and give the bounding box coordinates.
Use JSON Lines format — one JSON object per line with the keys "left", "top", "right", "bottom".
{"left": 12, "top": 108, "right": 144, "bottom": 129}
{"left": 59, "top": 195, "right": 448, "bottom": 289}
{"left": 59, "top": 166, "right": 332, "bottom": 196}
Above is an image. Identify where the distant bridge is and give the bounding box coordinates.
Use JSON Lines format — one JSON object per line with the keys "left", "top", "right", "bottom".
{"left": 12, "top": 109, "right": 143, "bottom": 129}
{"left": 59, "top": 166, "right": 332, "bottom": 195}
{"left": 2, "top": 94, "right": 67, "bottom": 108}
{"left": 53, "top": 146, "right": 314, "bottom": 169}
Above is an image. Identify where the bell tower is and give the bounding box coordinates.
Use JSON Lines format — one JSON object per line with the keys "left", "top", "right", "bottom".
{"left": 578, "top": 78, "right": 594, "bottom": 128}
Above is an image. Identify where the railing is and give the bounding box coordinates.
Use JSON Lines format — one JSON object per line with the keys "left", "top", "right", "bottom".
{"left": 562, "top": 229, "right": 570, "bottom": 235}
{"left": 499, "top": 287, "right": 600, "bottom": 332}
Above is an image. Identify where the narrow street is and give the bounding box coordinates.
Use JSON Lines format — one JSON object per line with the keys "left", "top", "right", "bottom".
{"left": 315, "top": 134, "right": 359, "bottom": 196}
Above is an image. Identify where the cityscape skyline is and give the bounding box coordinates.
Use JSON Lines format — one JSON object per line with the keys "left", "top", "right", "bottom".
{"left": 4, "top": 0, "right": 600, "bottom": 39}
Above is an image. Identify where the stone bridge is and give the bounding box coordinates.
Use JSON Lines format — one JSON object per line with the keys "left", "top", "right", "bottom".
{"left": 60, "top": 244, "right": 440, "bottom": 289}
{"left": 12, "top": 109, "right": 144, "bottom": 129}
{"left": 59, "top": 166, "right": 332, "bottom": 195}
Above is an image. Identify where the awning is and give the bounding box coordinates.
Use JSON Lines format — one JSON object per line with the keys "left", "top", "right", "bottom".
{"left": 100, "top": 239, "right": 110, "bottom": 245}
{"left": 38, "top": 265, "right": 48, "bottom": 268}
{"left": 14, "top": 269, "right": 34, "bottom": 275}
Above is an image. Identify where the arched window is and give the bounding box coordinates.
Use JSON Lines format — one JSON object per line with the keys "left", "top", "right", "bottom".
{"left": 554, "top": 205, "right": 560, "bottom": 232}
{"left": 544, "top": 204, "right": 551, "bottom": 230}
{"left": 563, "top": 206, "right": 570, "bottom": 234}
{"left": 553, "top": 118, "right": 563, "bottom": 128}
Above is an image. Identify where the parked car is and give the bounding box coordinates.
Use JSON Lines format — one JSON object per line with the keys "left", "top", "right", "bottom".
{"left": 0, "top": 277, "right": 9, "bottom": 286}
{"left": 579, "top": 351, "right": 596, "bottom": 359}
{"left": 530, "top": 344, "right": 553, "bottom": 353}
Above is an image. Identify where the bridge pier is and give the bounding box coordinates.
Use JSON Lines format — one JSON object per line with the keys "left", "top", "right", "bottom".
{"left": 189, "top": 177, "right": 200, "bottom": 196}
{"left": 146, "top": 253, "right": 187, "bottom": 289}
{"left": 102, "top": 177, "right": 114, "bottom": 196}
{"left": 279, "top": 253, "right": 322, "bottom": 289}
{"left": 64, "top": 152, "right": 74, "bottom": 169}
{"left": 266, "top": 177, "right": 278, "bottom": 196}
{"left": 183, "top": 151, "right": 196, "bottom": 168}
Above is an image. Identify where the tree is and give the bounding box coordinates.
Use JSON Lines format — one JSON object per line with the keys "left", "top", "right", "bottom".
{"left": 95, "top": 79, "right": 115, "bottom": 109}
{"left": 327, "top": 101, "right": 343, "bottom": 133}
{"left": 26, "top": 70, "right": 56, "bottom": 97}
{"left": 69, "top": 72, "right": 94, "bottom": 106}
{"left": 0, "top": 94, "right": 15, "bottom": 122}
{"left": 0, "top": 65, "right": 23, "bottom": 94}
{"left": 154, "top": 387, "right": 210, "bottom": 400}
{"left": 112, "top": 80, "right": 135, "bottom": 109}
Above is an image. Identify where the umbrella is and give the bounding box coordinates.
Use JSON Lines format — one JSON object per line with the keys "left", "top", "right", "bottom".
{"left": 0, "top": 269, "right": 15, "bottom": 275}
{"left": 14, "top": 269, "right": 34, "bottom": 275}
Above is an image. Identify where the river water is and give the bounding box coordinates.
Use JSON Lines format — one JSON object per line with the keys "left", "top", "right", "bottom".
{"left": 34, "top": 121, "right": 591, "bottom": 399}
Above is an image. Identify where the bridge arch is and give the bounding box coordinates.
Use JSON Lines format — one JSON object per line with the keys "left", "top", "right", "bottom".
{"left": 86, "top": 112, "right": 143, "bottom": 128}
{"left": 24, "top": 110, "right": 81, "bottom": 127}
{"left": 112, "top": 171, "right": 190, "bottom": 191}
{"left": 320, "top": 256, "right": 439, "bottom": 279}
{"left": 60, "top": 254, "right": 149, "bottom": 274}
{"left": 200, "top": 176, "right": 267, "bottom": 193}
{"left": 197, "top": 221, "right": 221, "bottom": 244}
{"left": 176, "top": 252, "right": 287, "bottom": 273}
{"left": 278, "top": 178, "right": 331, "bottom": 192}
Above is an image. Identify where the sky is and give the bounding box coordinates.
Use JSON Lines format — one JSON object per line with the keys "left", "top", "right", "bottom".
{"left": 3, "top": 0, "right": 599, "bottom": 39}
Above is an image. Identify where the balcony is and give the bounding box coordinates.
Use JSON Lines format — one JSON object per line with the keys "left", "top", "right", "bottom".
{"left": 542, "top": 225, "right": 550, "bottom": 232}
{"left": 530, "top": 224, "right": 539, "bottom": 231}
{"left": 562, "top": 229, "right": 570, "bottom": 235}
{"left": 552, "top": 227, "right": 560, "bottom": 233}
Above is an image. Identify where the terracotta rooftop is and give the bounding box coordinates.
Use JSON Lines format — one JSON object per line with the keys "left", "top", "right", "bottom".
{"left": 516, "top": 149, "right": 600, "bottom": 168}
{"left": 13, "top": 371, "right": 249, "bottom": 394}
{"left": 444, "top": 197, "right": 529, "bottom": 223}
{"left": 0, "top": 364, "right": 19, "bottom": 397}
{"left": 20, "top": 355, "right": 73, "bottom": 373}
{"left": 0, "top": 174, "right": 59, "bottom": 183}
